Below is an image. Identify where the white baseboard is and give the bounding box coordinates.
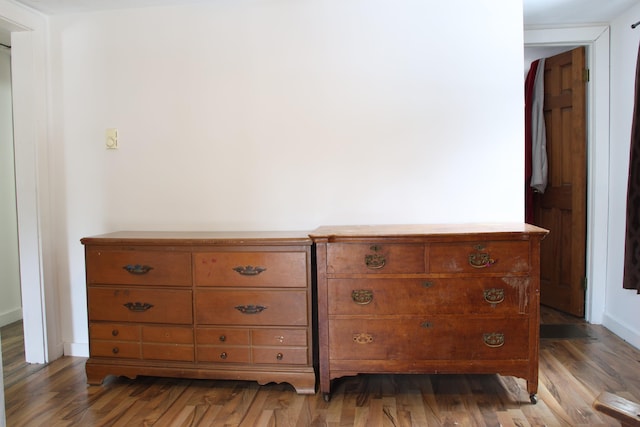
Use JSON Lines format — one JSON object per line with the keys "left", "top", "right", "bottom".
{"left": 602, "top": 313, "right": 640, "bottom": 350}
{"left": 0, "top": 308, "right": 22, "bottom": 328}
{"left": 64, "top": 342, "right": 89, "bottom": 358}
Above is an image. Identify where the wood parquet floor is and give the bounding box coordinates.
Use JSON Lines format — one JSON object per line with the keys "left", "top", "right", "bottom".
{"left": 2, "top": 307, "right": 640, "bottom": 426}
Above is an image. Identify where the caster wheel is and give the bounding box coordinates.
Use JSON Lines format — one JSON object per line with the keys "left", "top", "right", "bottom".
{"left": 530, "top": 393, "right": 538, "bottom": 404}
{"left": 323, "top": 393, "right": 331, "bottom": 402}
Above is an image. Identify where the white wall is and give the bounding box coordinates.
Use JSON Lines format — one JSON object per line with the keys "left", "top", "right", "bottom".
{"left": 49, "top": 0, "right": 525, "bottom": 355}
{"left": 605, "top": 4, "right": 640, "bottom": 349}
{"left": 0, "top": 47, "right": 22, "bottom": 327}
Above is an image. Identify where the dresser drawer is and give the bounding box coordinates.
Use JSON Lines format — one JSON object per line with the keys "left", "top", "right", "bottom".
{"left": 328, "top": 277, "right": 529, "bottom": 315}
{"left": 90, "top": 341, "right": 141, "bottom": 359}
{"left": 252, "top": 328, "right": 308, "bottom": 346}
{"left": 193, "top": 252, "right": 307, "bottom": 287}
{"left": 142, "top": 326, "right": 193, "bottom": 344}
{"left": 195, "top": 290, "right": 307, "bottom": 326}
{"left": 253, "top": 347, "right": 308, "bottom": 365}
{"left": 142, "top": 343, "right": 194, "bottom": 362}
{"left": 85, "top": 249, "right": 192, "bottom": 286}
{"left": 89, "top": 323, "right": 140, "bottom": 341}
{"left": 428, "top": 241, "right": 530, "bottom": 273}
{"left": 197, "top": 346, "right": 251, "bottom": 363}
{"left": 196, "top": 328, "right": 250, "bottom": 346}
{"left": 88, "top": 287, "right": 193, "bottom": 324}
{"left": 327, "top": 243, "right": 424, "bottom": 274}
{"left": 329, "top": 317, "right": 529, "bottom": 361}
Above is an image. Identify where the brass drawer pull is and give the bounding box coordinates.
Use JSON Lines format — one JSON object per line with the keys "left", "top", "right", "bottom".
{"left": 112, "top": 347, "right": 119, "bottom": 354}
{"left": 234, "top": 304, "right": 267, "bottom": 314}
{"left": 365, "top": 254, "right": 386, "bottom": 269}
{"left": 276, "top": 353, "right": 284, "bottom": 361}
{"left": 122, "top": 264, "right": 154, "bottom": 275}
{"left": 233, "top": 265, "right": 267, "bottom": 276}
{"left": 220, "top": 352, "right": 228, "bottom": 360}
{"left": 352, "top": 289, "right": 373, "bottom": 305}
{"left": 365, "top": 245, "right": 386, "bottom": 269}
{"left": 422, "top": 281, "right": 434, "bottom": 288}
{"left": 353, "top": 333, "right": 374, "bottom": 344}
{"left": 483, "top": 332, "right": 505, "bottom": 348}
{"left": 468, "top": 252, "right": 496, "bottom": 268}
{"left": 111, "top": 329, "right": 119, "bottom": 337}
{"left": 219, "top": 335, "right": 226, "bottom": 342}
{"left": 484, "top": 288, "right": 505, "bottom": 305}
{"left": 123, "top": 302, "right": 154, "bottom": 312}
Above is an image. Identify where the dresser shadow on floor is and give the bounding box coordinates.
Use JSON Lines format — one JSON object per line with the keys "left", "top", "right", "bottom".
{"left": 540, "top": 324, "right": 594, "bottom": 339}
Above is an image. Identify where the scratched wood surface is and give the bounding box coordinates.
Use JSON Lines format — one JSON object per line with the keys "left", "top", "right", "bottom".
{"left": 3, "top": 307, "right": 639, "bottom": 426}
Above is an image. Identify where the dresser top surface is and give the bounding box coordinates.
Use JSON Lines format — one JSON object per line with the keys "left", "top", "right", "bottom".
{"left": 81, "top": 230, "right": 312, "bottom": 246}
{"left": 309, "top": 223, "right": 549, "bottom": 240}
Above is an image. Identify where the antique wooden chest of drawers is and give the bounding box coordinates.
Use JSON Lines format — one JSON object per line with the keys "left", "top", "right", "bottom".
{"left": 310, "top": 224, "right": 548, "bottom": 403}
{"left": 81, "top": 231, "right": 315, "bottom": 394}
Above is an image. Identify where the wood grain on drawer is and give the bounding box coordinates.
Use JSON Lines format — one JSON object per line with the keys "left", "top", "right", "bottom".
{"left": 193, "top": 252, "right": 307, "bottom": 287}
{"left": 252, "top": 329, "right": 308, "bottom": 346}
{"left": 327, "top": 243, "right": 424, "bottom": 274}
{"left": 90, "top": 341, "right": 140, "bottom": 359}
{"left": 142, "top": 343, "right": 194, "bottom": 362}
{"left": 195, "top": 290, "right": 307, "bottom": 326}
{"left": 196, "top": 346, "right": 251, "bottom": 363}
{"left": 89, "top": 323, "right": 140, "bottom": 341}
{"left": 252, "top": 347, "right": 308, "bottom": 365}
{"left": 428, "top": 241, "right": 530, "bottom": 273}
{"left": 85, "top": 249, "right": 191, "bottom": 286}
{"left": 329, "top": 317, "right": 529, "bottom": 360}
{"left": 328, "top": 277, "right": 530, "bottom": 315}
{"left": 142, "top": 326, "right": 193, "bottom": 344}
{"left": 87, "top": 287, "right": 192, "bottom": 324}
{"left": 196, "top": 328, "right": 250, "bottom": 346}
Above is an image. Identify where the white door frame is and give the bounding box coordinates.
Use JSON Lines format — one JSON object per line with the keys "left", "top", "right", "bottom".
{"left": 524, "top": 26, "right": 611, "bottom": 323}
{"left": 0, "top": 1, "right": 52, "bottom": 364}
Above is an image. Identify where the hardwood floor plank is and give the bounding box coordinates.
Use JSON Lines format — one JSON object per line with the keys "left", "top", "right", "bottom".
{"left": 3, "top": 307, "right": 640, "bottom": 426}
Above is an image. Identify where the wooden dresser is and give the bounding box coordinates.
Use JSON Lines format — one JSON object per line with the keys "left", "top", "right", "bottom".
{"left": 81, "top": 231, "right": 315, "bottom": 394}
{"left": 310, "top": 224, "right": 548, "bottom": 403}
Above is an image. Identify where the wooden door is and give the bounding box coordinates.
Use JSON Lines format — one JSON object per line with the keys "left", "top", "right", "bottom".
{"left": 533, "top": 46, "right": 587, "bottom": 317}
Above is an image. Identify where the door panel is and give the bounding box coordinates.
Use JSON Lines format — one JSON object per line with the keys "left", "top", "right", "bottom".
{"left": 533, "top": 46, "right": 587, "bottom": 317}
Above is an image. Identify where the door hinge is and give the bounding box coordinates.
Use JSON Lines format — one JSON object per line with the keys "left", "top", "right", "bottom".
{"left": 583, "top": 68, "right": 590, "bottom": 82}
{"left": 583, "top": 277, "right": 588, "bottom": 290}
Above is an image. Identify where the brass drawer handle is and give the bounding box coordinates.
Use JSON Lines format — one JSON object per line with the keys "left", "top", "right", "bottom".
{"left": 111, "top": 329, "right": 119, "bottom": 337}
{"left": 422, "top": 281, "right": 434, "bottom": 288}
{"left": 234, "top": 305, "right": 267, "bottom": 314}
{"left": 122, "top": 264, "right": 154, "bottom": 275}
{"left": 276, "top": 353, "right": 284, "bottom": 361}
{"left": 353, "top": 333, "right": 374, "bottom": 344}
{"left": 483, "top": 332, "right": 505, "bottom": 348}
{"left": 233, "top": 265, "right": 267, "bottom": 276}
{"left": 352, "top": 290, "right": 373, "bottom": 305}
{"left": 112, "top": 347, "right": 119, "bottom": 354}
{"left": 123, "top": 302, "right": 154, "bottom": 312}
{"left": 468, "top": 252, "right": 495, "bottom": 268}
{"left": 365, "top": 245, "right": 386, "bottom": 269}
{"left": 484, "top": 288, "right": 505, "bottom": 305}
{"left": 220, "top": 352, "right": 228, "bottom": 360}
{"left": 219, "top": 335, "right": 226, "bottom": 342}
{"left": 365, "top": 254, "right": 386, "bottom": 269}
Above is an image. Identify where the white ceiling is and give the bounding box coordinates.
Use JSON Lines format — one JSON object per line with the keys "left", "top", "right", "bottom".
{"left": 1, "top": 0, "right": 639, "bottom": 45}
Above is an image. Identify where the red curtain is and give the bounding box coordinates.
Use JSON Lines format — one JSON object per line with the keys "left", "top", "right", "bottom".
{"left": 524, "top": 60, "right": 540, "bottom": 224}
{"left": 623, "top": 42, "right": 640, "bottom": 294}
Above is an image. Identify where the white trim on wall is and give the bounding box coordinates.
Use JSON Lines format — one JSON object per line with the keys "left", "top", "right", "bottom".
{"left": 524, "top": 25, "right": 611, "bottom": 324}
